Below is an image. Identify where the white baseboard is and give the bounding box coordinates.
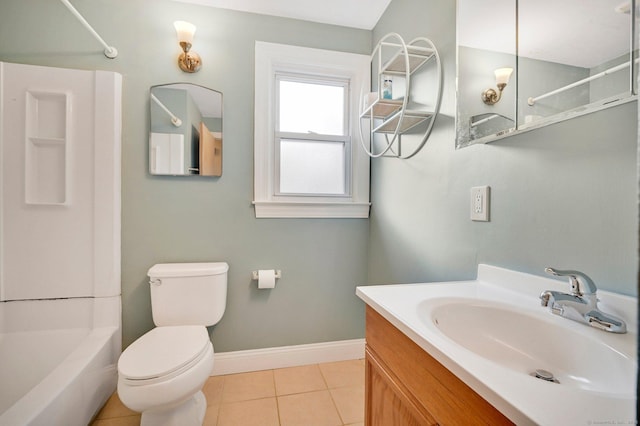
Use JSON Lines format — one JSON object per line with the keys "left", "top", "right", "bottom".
{"left": 211, "top": 338, "right": 366, "bottom": 376}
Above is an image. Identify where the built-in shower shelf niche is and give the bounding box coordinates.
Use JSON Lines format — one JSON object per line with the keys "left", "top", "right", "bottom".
{"left": 25, "top": 90, "right": 70, "bottom": 205}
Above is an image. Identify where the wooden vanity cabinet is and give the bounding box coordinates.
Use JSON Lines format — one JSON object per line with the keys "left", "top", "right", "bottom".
{"left": 365, "top": 306, "right": 514, "bottom": 426}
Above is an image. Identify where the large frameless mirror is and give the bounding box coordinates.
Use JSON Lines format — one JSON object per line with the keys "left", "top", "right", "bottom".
{"left": 456, "top": 0, "right": 637, "bottom": 148}
{"left": 149, "top": 83, "right": 223, "bottom": 176}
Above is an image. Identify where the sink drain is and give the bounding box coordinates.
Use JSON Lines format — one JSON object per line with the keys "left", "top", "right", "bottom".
{"left": 530, "top": 369, "right": 559, "bottom": 384}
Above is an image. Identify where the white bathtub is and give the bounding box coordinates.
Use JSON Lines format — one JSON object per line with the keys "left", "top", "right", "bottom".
{"left": 0, "top": 296, "right": 121, "bottom": 426}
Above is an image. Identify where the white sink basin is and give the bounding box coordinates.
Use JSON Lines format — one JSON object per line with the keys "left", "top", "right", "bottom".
{"left": 419, "top": 297, "right": 635, "bottom": 396}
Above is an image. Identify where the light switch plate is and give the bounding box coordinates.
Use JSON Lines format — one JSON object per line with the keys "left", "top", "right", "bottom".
{"left": 470, "top": 186, "right": 490, "bottom": 221}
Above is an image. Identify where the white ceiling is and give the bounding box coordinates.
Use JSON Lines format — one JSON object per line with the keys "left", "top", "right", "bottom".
{"left": 173, "top": 0, "right": 631, "bottom": 68}
{"left": 458, "top": 0, "right": 631, "bottom": 69}
{"left": 172, "top": 0, "right": 393, "bottom": 30}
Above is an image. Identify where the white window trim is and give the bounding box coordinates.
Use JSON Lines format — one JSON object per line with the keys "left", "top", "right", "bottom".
{"left": 254, "top": 41, "right": 370, "bottom": 219}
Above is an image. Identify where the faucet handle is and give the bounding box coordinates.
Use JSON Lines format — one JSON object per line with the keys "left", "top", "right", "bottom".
{"left": 544, "top": 267, "right": 598, "bottom": 296}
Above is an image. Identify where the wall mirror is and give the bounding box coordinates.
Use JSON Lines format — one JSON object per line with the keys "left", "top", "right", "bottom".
{"left": 456, "top": 0, "right": 638, "bottom": 148}
{"left": 149, "top": 83, "right": 223, "bottom": 176}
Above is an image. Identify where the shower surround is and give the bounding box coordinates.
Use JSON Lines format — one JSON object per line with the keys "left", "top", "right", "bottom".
{"left": 0, "top": 62, "right": 121, "bottom": 425}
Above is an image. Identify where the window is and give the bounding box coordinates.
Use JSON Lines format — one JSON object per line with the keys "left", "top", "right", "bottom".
{"left": 254, "top": 42, "right": 370, "bottom": 218}
{"left": 276, "top": 75, "right": 349, "bottom": 196}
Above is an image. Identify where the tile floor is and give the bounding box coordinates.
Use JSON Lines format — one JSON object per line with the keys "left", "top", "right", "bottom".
{"left": 91, "top": 359, "right": 365, "bottom": 426}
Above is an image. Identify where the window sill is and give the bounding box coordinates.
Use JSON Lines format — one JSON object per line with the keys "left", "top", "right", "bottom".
{"left": 253, "top": 201, "right": 370, "bottom": 218}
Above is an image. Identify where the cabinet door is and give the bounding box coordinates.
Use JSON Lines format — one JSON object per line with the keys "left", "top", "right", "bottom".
{"left": 365, "top": 348, "right": 438, "bottom": 426}
{"left": 365, "top": 307, "right": 514, "bottom": 426}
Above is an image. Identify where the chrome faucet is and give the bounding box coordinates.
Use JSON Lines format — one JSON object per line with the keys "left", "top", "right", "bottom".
{"left": 540, "top": 268, "right": 626, "bottom": 333}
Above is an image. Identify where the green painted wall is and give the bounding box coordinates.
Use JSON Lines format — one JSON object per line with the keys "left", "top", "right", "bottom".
{"left": 0, "top": 0, "right": 371, "bottom": 350}
{"left": 1, "top": 0, "right": 636, "bottom": 356}
{"left": 369, "top": 0, "right": 638, "bottom": 296}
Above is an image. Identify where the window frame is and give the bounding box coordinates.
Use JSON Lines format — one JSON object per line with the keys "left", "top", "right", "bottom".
{"left": 254, "top": 41, "right": 370, "bottom": 218}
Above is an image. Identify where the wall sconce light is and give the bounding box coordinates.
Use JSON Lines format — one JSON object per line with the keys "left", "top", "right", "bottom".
{"left": 174, "top": 21, "right": 201, "bottom": 73}
{"left": 481, "top": 67, "right": 513, "bottom": 105}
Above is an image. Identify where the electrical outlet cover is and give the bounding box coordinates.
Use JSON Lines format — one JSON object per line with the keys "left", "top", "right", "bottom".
{"left": 470, "top": 186, "right": 490, "bottom": 221}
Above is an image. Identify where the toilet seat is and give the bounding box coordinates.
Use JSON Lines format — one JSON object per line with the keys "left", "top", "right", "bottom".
{"left": 118, "top": 326, "right": 211, "bottom": 385}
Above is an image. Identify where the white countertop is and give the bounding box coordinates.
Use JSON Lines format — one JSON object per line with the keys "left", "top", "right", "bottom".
{"left": 356, "top": 264, "right": 637, "bottom": 426}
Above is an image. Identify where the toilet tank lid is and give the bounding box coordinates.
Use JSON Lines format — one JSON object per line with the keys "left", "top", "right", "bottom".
{"left": 148, "top": 262, "right": 229, "bottom": 278}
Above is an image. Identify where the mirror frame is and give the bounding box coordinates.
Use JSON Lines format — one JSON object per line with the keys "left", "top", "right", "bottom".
{"left": 455, "top": 0, "right": 638, "bottom": 148}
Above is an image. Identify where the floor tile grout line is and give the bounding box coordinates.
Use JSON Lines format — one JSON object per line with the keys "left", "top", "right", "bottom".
{"left": 270, "top": 368, "right": 284, "bottom": 426}
{"left": 317, "top": 362, "right": 332, "bottom": 390}
{"left": 327, "top": 386, "right": 348, "bottom": 426}
{"left": 214, "top": 374, "right": 225, "bottom": 425}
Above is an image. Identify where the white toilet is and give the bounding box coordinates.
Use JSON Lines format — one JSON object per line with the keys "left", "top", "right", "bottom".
{"left": 117, "top": 262, "right": 228, "bottom": 426}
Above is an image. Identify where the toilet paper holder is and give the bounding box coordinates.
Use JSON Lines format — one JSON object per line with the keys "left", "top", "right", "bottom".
{"left": 251, "top": 270, "right": 282, "bottom": 280}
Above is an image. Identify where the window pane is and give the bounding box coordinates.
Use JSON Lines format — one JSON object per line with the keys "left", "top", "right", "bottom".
{"left": 279, "top": 139, "right": 346, "bottom": 195}
{"left": 279, "top": 80, "right": 345, "bottom": 135}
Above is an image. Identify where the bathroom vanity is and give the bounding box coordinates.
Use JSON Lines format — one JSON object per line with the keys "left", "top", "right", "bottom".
{"left": 356, "top": 265, "right": 637, "bottom": 425}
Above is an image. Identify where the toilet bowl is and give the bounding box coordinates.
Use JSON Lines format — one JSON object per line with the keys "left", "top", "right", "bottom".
{"left": 118, "top": 326, "right": 213, "bottom": 425}
{"left": 117, "top": 263, "right": 228, "bottom": 426}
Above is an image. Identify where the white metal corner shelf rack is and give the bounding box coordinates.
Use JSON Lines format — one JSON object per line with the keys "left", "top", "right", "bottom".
{"left": 359, "top": 33, "right": 443, "bottom": 159}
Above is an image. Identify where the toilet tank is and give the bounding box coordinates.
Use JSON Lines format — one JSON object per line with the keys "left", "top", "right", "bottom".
{"left": 147, "top": 262, "right": 229, "bottom": 327}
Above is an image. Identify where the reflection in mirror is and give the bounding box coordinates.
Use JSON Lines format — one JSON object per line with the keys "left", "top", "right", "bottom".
{"left": 456, "top": 0, "right": 637, "bottom": 148}
{"left": 518, "top": 0, "right": 633, "bottom": 128}
{"left": 456, "top": 0, "right": 517, "bottom": 146}
{"left": 149, "top": 83, "right": 222, "bottom": 176}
